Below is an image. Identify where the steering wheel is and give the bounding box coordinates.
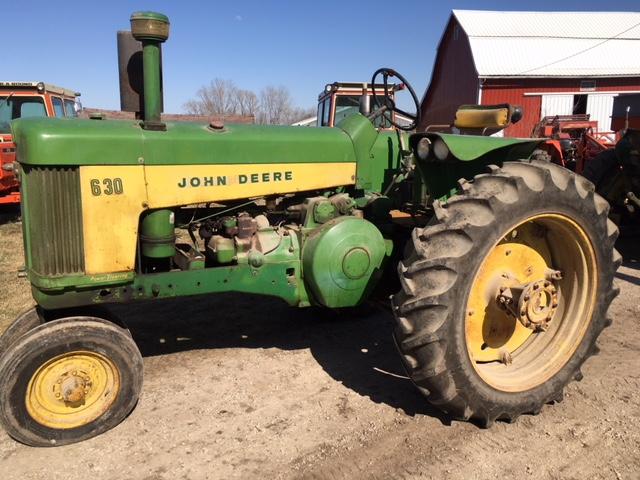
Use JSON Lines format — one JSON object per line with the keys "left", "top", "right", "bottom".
{"left": 370, "top": 68, "right": 421, "bottom": 131}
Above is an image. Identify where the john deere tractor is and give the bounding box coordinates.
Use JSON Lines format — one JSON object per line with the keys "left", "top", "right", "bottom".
{"left": 0, "top": 12, "right": 620, "bottom": 446}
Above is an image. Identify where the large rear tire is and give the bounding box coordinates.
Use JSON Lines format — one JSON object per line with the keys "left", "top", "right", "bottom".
{"left": 0, "top": 317, "right": 143, "bottom": 446}
{"left": 393, "top": 160, "right": 620, "bottom": 426}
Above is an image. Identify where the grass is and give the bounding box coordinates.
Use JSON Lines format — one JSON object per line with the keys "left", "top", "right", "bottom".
{"left": 0, "top": 221, "right": 33, "bottom": 333}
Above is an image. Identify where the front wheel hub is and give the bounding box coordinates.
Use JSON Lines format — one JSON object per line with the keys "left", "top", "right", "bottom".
{"left": 54, "top": 370, "right": 93, "bottom": 405}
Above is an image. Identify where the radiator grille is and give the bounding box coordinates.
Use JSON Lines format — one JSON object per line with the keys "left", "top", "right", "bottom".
{"left": 23, "top": 166, "right": 85, "bottom": 276}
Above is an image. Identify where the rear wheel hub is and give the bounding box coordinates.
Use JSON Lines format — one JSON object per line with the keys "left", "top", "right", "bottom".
{"left": 496, "top": 278, "right": 561, "bottom": 332}
{"left": 517, "top": 279, "right": 559, "bottom": 331}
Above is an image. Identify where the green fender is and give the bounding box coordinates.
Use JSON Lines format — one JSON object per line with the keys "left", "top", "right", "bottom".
{"left": 411, "top": 132, "right": 544, "bottom": 200}
{"left": 426, "top": 133, "right": 543, "bottom": 162}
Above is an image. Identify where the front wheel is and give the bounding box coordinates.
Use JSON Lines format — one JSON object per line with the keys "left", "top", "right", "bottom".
{"left": 0, "top": 306, "right": 44, "bottom": 357}
{"left": 0, "top": 317, "right": 143, "bottom": 446}
{"left": 393, "top": 160, "right": 620, "bottom": 426}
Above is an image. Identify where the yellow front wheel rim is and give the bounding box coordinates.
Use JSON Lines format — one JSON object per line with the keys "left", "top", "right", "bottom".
{"left": 465, "top": 213, "right": 597, "bottom": 392}
{"left": 26, "top": 351, "right": 120, "bottom": 429}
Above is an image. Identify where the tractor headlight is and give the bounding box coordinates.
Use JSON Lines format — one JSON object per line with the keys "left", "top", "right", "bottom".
{"left": 415, "top": 137, "right": 431, "bottom": 161}
{"left": 433, "top": 138, "right": 450, "bottom": 161}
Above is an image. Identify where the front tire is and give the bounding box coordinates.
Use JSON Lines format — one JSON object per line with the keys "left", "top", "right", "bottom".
{"left": 0, "top": 317, "right": 143, "bottom": 446}
{"left": 393, "top": 161, "right": 620, "bottom": 426}
{"left": 0, "top": 306, "right": 44, "bottom": 357}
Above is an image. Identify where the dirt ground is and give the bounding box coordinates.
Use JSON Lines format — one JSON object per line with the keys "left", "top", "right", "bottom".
{"left": 0, "top": 217, "right": 639, "bottom": 480}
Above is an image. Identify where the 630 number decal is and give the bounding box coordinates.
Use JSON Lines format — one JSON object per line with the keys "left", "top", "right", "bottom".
{"left": 90, "top": 178, "right": 124, "bottom": 196}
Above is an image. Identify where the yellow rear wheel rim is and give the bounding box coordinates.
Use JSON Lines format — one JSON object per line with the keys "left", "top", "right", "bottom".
{"left": 465, "top": 213, "right": 597, "bottom": 392}
{"left": 26, "top": 351, "right": 120, "bottom": 429}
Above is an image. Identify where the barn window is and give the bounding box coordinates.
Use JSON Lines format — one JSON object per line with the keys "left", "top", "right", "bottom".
{"left": 573, "top": 95, "right": 588, "bottom": 115}
{"left": 454, "top": 25, "right": 460, "bottom": 40}
{"left": 580, "top": 80, "right": 596, "bottom": 92}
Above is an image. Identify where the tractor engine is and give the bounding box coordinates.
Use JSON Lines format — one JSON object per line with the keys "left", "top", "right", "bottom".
{"left": 136, "top": 193, "right": 388, "bottom": 309}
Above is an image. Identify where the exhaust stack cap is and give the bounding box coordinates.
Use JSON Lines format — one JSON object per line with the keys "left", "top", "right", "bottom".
{"left": 130, "top": 11, "right": 170, "bottom": 43}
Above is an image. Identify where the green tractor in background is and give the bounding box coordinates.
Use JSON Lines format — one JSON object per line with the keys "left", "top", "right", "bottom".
{"left": 0, "top": 12, "right": 620, "bottom": 446}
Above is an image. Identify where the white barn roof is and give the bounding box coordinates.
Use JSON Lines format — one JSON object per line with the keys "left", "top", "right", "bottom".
{"left": 453, "top": 10, "right": 640, "bottom": 77}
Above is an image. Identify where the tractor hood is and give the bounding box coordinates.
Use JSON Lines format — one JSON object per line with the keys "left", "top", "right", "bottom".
{"left": 11, "top": 117, "right": 358, "bottom": 167}
{"left": 419, "top": 132, "right": 543, "bottom": 162}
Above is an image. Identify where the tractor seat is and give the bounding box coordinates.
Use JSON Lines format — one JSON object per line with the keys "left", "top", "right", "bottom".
{"left": 425, "top": 103, "right": 523, "bottom": 135}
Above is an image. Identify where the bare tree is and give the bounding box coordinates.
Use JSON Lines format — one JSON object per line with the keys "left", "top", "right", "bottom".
{"left": 235, "top": 89, "right": 259, "bottom": 116}
{"left": 286, "top": 107, "right": 317, "bottom": 125}
{"left": 257, "top": 86, "right": 292, "bottom": 125}
{"left": 183, "top": 79, "right": 239, "bottom": 115}
{"left": 184, "top": 79, "right": 314, "bottom": 125}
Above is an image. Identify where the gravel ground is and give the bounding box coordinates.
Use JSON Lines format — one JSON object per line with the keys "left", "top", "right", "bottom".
{"left": 0, "top": 219, "right": 639, "bottom": 480}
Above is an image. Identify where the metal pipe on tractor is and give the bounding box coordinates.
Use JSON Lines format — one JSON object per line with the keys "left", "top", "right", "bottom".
{"left": 130, "top": 12, "right": 175, "bottom": 264}
{"left": 0, "top": 11, "right": 621, "bottom": 447}
{"left": 130, "top": 11, "right": 168, "bottom": 130}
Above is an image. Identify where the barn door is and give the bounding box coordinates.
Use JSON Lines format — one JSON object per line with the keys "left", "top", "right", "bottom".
{"left": 587, "top": 94, "right": 616, "bottom": 132}
{"left": 540, "top": 95, "right": 574, "bottom": 118}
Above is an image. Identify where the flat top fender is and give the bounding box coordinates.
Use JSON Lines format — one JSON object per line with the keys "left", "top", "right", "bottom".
{"left": 409, "top": 133, "right": 546, "bottom": 201}
{"left": 412, "top": 132, "right": 544, "bottom": 162}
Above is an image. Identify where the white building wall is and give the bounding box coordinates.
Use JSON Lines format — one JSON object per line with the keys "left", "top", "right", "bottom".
{"left": 540, "top": 95, "right": 574, "bottom": 118}
{"left": 586, "top": 94, "right": 617, "bottom": 132}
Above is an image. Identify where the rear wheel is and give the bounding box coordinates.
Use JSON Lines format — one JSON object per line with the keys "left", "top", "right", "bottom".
{"left": 0, "top": 317, "right": 143, "bottom": 446}
{"left": 393, "top": 160, "right": 620, "bottom": 425}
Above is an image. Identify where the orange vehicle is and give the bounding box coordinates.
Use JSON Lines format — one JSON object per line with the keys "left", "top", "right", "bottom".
{"left": 0, "top": 82, "right": 80, "bottom": 204}
{"left": 530, "top": 114, "right": 618, "bottom": 174}
{"left": 315, "top": 81, "right": 411, "bottom": 128}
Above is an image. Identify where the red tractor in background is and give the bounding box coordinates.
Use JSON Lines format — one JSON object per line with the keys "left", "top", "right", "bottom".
{"left": 0, "top": 82, "right": 80, "bottom": 205}
{"left": 530, "top": 94, "right": 640, "bottom": 175}
{"left": 531, "top": 114, "right": 617, "bottom": 174}
{"left": 532, "top": 94, "right": 640, "bottom": 226}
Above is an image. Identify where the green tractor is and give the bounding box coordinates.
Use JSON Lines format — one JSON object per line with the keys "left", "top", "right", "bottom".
{"left": 0, "top": 12, "right": 620, "bottom": 446}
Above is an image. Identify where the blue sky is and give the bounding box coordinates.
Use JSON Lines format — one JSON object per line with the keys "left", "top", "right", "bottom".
{"left": 5, "top": 0, "right": 640, "bottom": 113}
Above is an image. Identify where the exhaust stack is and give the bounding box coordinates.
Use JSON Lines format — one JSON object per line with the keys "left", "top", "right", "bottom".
{"left": 129, "top": 11, "right": 170, "bottom": 130}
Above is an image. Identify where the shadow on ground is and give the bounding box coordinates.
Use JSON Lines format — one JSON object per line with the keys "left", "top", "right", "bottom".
{"left": 616, "top": 234, "right": 640, "bottom": 269}
{"left": 0, "top": 205, "right": 20, "bottom": 225}
{"left": 104, "top": 294, "right": 447, "bottom": 423}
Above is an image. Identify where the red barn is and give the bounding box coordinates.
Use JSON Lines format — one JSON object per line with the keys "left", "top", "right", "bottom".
{"left": 420, "top": 10, "right": 640, "bottom": 137}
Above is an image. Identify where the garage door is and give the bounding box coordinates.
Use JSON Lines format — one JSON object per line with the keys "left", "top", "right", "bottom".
{"left": 587, "top": 94, "right": 616, "bottom": 132}
{"left": 540, "top": 95, "right": 574, "bottom": 118}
